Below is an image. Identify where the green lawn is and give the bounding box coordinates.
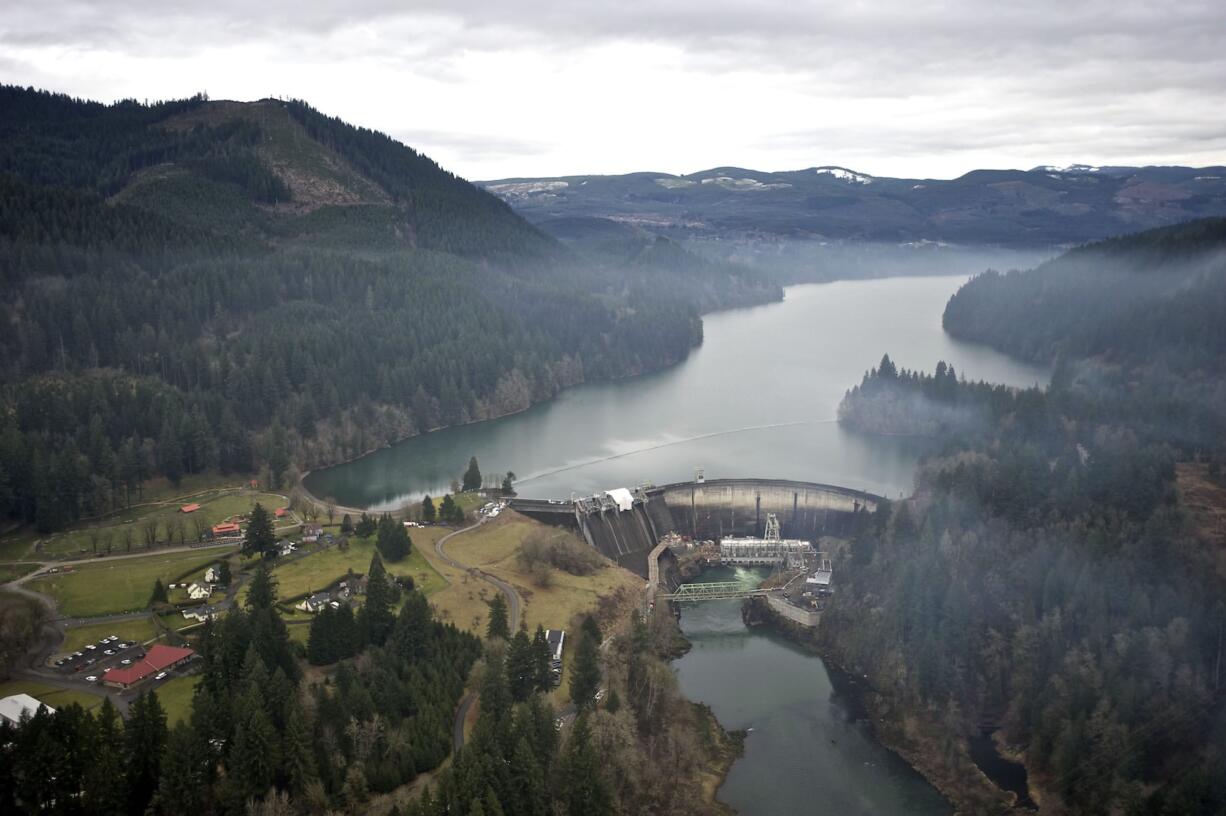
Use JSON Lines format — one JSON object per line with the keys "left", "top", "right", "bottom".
{"left": 28, "top": 551, "right": 224, "bottom": 617}
{"left": 16, "top": 489, "right": 287, "bottom": 559}
{"left": 0, "top": 680, "right": 105, "bottom": 712}
{"left": 254, "top": 535, "right": 447, "bottom": 605}
{"left": 0, "top": 562, "right": 40, "bottom": 583}
{"left": 156, "top": 675, "right": 201, "bottom": 726}
{"left": 60, "top": 616, "right": 161, "bottom": 654}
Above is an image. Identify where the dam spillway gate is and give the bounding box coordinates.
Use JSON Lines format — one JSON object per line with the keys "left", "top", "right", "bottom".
{"left": 509, "top": 478, "right": 879, "bottom": 582}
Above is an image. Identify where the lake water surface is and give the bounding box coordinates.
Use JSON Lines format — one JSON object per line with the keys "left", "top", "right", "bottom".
{"left": 305, "top": 275, "right": 1047, "bottom": 509}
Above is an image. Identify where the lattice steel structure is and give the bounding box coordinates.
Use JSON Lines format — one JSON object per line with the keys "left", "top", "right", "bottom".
{"left": 658, "top": 581, "right": 778, "bottom": 602}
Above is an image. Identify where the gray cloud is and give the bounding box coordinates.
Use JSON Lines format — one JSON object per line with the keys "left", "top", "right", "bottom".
{"left": 2, "top": 0, "right": 1224, "bottom": 178}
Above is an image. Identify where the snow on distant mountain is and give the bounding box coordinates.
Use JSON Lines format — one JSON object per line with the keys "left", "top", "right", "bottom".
{"left": 814, "top": 167, "right": 873, "bottom": 184}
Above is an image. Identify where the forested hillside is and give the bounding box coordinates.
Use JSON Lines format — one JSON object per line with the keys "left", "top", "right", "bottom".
{"left": 0, "top": 86, "right": 779, "bottom": 532}
{"left": 831, "top": 222, "right": 1226, "bottom": 814}
{"left": 942, "top": 218, "right": 1226, "bottom": 449}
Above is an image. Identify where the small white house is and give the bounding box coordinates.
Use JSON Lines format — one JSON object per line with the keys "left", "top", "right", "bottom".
{"left": 296, "top": 592, "right": 333, "bottom": 613}
{"left": 183, "top": 605, "right": 219, "bottom": 622}
{"left": 186, "top": 582, "right": 213, "bottom": 601}
{"left": 204, "top": 566, "right": 220, "bottom": 583}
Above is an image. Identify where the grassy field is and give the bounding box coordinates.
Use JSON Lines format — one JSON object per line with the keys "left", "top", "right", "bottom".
{"left": 420, "top": 514, "right": 642, "bottom": 641}
{"left": 157, "top": 674, "right": 201, "bottom": 726}
{"left": 0, "top": 680, "right": 105, "bottom": 711}
{"left": 60, "top": 616, "right": 161, "bottom": 654}
{"left": 250, "top": 535, "right": 448, "bottom": 607}
{"left": 0, "top": 562, "right": 40, "bottom": 583}
{"left": 28, "top": 550, "right": 227, "bottom": 617}
{"left": 0, "top": 485, "right": 288, "bottom": 560}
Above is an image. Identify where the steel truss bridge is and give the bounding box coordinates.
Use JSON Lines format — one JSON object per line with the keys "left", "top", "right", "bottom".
{"left": 657, "top": 581, "right": 780, "bottom": 602}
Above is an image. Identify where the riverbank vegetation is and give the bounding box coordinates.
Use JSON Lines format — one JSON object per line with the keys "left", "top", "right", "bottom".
{"left": 0, "top": 85, "right": 779, "bottom": 538}
{"left": 830, "top": 219, "right": 1226, "bottom": 814}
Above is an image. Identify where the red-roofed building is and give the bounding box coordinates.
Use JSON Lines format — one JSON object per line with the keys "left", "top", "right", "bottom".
{"left": 180, "top": 503, "right": 201, "bottom": 513}
{"left": 212, "top": 522, "right": 241, "bottom": 536}
{"left": 102, "top": 644, "right": 195, "bottom": 689}
{"left": 274, "top": 507, "right": 288, "bottom": 518}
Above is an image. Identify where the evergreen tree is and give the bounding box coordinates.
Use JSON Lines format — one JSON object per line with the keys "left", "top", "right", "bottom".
{"left": 150, "top": 577, "right": 168, "bottom": 605}
{"left": 246, "top": 565, "right": 278, "bottom": 610}
{"left": 559, "top": 714, "right": 612, "bottom": 816}
{"left": 217, "top": 559, "right": 232, "bottom": 586}
{"left": 126, "top": 691, "right": 168, "bottom": 814}
{"left": 340, "top": 513, "right": 354, "bottom": 534}
{"left": 462, "top": 456, "right": 482, "bottom": 492}
{"left": 359, "top": 551, "right": 396, "bottom": 647}
{"left": 376, "top": 513, "right": 411, "bottom": 561}
{"left": 355, "top": 511, "right": 377, "bottom": 538}
{"left": 569, "top": 628, "right": 601, "bottom": 708}
{"left": 85, "top": 697, "right": 128, "bottom": 815}
{"left": 439, "top": 494, "right": 461, "bottom": 524}
{"left": 243, "top": 502, "right": 277, "bottom": 559}
{"left": 506, "top": 629, "right": 536, "bottom": 702}
{"left": 421, "top": 495, "right": 436, "bottom": 523}
{"left": 486, "top": 593, "right": 510, "bottom": 640}
{"left": 501, "top": 471, "right": 516, "bottom": 495}
{"left": 531, "top": 625, "right": 553, "bottom": 692}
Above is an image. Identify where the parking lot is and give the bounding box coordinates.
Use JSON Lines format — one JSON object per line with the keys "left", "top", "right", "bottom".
{"left": 52, "top": 634, "right": 146, "bottom": 684}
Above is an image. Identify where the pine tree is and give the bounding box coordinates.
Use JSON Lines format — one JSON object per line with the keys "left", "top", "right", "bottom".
{"left": 376, "top": 513, "right": 410, "bottom": 561}
{"left": 421, "top": 495, "right": 436, "bottom": 523}
{"left": 246, "top": 564, "right": 278, "bottom": 610}
{"left": 439, "top": 494, "right": 461, "bottom": 524}
{"left": 359, "top": 551, "right": 395, "bottom": 647}
{"left": 506, "top": 629, "right": 536, "bottom": 702}
{"left": 340, "top": 512, "right": 354, "bottom": 534}
{"left": 217, "top": 559, "right": 232, "bottom": 586}
{"left": 85, "top": 697, "right": 128, "bottom": 815}
{"left": 126, "top": 692, "right": 168, "bottom": 814}
{"left": 531, "top": 625, "right": 553, "bottom": 691}
{"left": 569, "top": 629, "right": 600, "bottom": 708}
{"left": 462, "top": 456, "right": 482, "bottom": 492}
{"left": 356, "top": 511, "right": 377, "bottom": 538}
{"left": 559, "top": 714, "right": 612, "bottom": 816}
{"left": 150, "top": 577, "right": 168, "bottom": 605}
{"left": 486, "top": 593, "right": 510, "bottom": 640}
{"left": 243, "top": 502, "right": 276, "bottom": 558}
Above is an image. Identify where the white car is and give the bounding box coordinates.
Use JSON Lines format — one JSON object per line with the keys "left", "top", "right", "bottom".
{"left": 121, "top": 659, "right": 132, "bottom": 665}
{"left": 85, "top": 675, "right": 98, "bottom": 683}
{"left": 103, "top": 649, "right": 115, "bottom": 656}
{"left": 155, "top": 671, "right": 168, "bottom": 680}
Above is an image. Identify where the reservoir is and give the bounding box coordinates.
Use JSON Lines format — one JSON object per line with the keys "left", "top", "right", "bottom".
{"left": 305, "top": 275, "right": 1048, "bottom": 510}
{"left": 306, "top": 273, "right": 1050, "bottom": 815}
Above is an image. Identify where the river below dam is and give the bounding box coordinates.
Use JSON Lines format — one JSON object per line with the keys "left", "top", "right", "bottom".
{"left": 306, "top": 274, "right": 1050, "bottom": 814}
{"left": 674, "top": 565, "right": 952, "bottom": 815}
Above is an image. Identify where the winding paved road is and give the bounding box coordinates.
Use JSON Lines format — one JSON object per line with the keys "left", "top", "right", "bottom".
{"left": 435, "top": 518, "right": 523, "bottom": 751}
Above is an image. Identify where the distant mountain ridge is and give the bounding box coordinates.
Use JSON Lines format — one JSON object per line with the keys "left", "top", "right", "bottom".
{"left": 480, "top": 163, "right": 1226, "bottom": 248}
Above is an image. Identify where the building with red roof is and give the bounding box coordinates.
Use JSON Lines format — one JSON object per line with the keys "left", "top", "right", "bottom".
{"left": 101, "top": 644, "right": 195, "bottom": 689}
{"left": 212, "top": 522, "right": 241, "bottom": 536}
{"left": 180, "top": 503, "right": 201, "bottom": 513}
{"left": 274, "top": 507, "right": 288, "bottom": 518}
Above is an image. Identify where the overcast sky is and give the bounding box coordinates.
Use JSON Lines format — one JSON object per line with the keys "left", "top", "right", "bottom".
{"left": 3, "top": 1, "right": 1225, "bottom": 180}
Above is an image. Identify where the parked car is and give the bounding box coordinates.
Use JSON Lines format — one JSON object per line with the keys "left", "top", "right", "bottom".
{"left": 121, "top": 659, "right": 132, "bottom": 665}
{"left": 155, "top": 671, "right": 168, "bottom": 680}
{"left": 85, "top": 675, "right": 98, "bottom": 683}
{"left": 103, "top": 649, "right": 115, "bottom": 656}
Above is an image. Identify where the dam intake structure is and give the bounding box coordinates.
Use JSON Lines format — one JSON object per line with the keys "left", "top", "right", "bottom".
{"left": 509, "top": 477, "right": 878, "bottom": 581}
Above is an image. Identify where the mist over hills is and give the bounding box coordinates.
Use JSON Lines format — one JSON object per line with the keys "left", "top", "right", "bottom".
{"left": 480, "top": 163, "right": 1226, "bottom": 253}
{"left": 0, "top": 85, "right": 777, "bottom": 532}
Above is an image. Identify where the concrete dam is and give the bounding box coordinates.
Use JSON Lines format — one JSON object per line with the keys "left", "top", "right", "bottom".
{"left": 510, "top": 478, "right": 879, "bottom": 579}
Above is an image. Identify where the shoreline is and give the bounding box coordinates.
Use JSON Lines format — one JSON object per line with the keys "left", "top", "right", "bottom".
{"left": 750, "top": 597, "right": 1029, "bottom": 816}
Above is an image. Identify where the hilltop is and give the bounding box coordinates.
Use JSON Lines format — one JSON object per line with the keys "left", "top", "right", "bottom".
{"left": 0, "top": 86, "right": 778, "bottom": 534}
